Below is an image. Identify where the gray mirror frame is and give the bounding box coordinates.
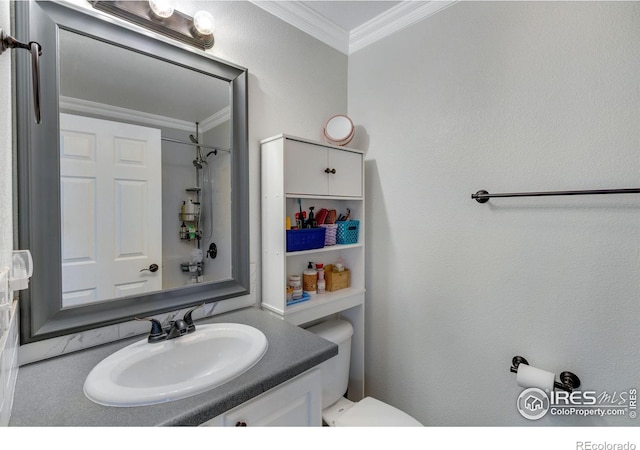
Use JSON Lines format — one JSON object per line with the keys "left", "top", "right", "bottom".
{"left": 15, "top": 1, "right": 250, "bottom": 343}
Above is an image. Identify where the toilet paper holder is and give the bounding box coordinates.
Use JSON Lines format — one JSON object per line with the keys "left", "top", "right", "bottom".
{"left": 510, "top": 356, "right": 581, "bottom": 392}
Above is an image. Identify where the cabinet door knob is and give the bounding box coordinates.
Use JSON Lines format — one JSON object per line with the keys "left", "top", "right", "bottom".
{"left": 235, "top": 421, "right": 247, "bottom": 427}
{"left": 324, "top": 168, "right": 336, "bottom": 174}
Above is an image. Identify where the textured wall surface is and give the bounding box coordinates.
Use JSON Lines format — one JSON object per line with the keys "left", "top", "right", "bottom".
{"left": 348, "top": 1, "right": 640, "bottom": 426}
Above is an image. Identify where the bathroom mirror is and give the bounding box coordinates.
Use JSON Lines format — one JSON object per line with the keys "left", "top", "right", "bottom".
{"left": 15, "top": 1, "right": 249, "bottom": 343}
{"left": 323, "top": 114, "right": 354, "bottom": 146}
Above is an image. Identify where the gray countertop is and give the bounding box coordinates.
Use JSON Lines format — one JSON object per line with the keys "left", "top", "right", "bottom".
{"left": 9, "top": 307, "right": 337, "bottom": 426}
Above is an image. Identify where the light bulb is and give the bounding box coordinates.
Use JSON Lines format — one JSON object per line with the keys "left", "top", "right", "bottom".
{"left": 193, "top": 10, "right": 215, "bottom": 36}
{"left": 148, "top": 0, "right": 174, "bottom": 19}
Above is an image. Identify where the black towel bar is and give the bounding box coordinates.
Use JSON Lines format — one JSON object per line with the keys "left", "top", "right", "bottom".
{"left": 472, "top": 188, "right": 640, "bottom": 203}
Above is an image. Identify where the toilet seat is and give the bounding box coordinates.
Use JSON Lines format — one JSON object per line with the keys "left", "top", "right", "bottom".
{"left": 326, "top": 397, "right": 423, "bottom": 427}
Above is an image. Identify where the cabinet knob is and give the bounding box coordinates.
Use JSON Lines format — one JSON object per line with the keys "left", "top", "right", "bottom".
{"left": 324, "top": 168, "right": 336, "bottom": 174}
{"left": 235, "top": 421, "right": 247, "bottom": 427}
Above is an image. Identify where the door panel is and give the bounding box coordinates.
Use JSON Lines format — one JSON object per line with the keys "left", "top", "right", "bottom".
{"left": 60, "top": 113, "right": 162, "bottom": 307}
{"left": 61, "top": 176, "right": 97, "bottom": 262}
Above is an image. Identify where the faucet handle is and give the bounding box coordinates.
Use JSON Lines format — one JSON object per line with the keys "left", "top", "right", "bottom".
{"left": 183, "top": 303, "right": 205, "bottom": 333}
{"left": 135, "top": 317, "right": 167, "bottom": 343}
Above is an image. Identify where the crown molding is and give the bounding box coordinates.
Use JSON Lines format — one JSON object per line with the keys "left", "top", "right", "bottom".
{"left": 250, "top": 1, "right": 456, "bottom": 55}
{"left": 59, "top": 96, "right": 229, "bottom": 133}
{"left": 250, "top": 1, "right": 349, "bottom": 54}
{"left": 199, "top": 106, "right": 231, "bottom": 132}
{"left": 349, "top": 1, "right": 457, "bottom": 54}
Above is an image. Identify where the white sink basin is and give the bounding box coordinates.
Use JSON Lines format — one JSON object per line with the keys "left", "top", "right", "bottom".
{"left": 84, "top": 323, "right": 268, "bottom": 407}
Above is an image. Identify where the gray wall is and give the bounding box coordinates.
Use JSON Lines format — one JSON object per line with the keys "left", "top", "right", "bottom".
{"left": 349, "top": 1, "right": 640, "bottom": 426}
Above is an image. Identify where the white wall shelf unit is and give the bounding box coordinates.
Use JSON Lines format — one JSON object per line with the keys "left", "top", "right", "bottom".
{"left": 261, "top": 134, "right": 365, "bottom": 401}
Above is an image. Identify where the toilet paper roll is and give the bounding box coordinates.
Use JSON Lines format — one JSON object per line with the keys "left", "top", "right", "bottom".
{"left": 516, "top": 364, "right": 555, "bottom": 392}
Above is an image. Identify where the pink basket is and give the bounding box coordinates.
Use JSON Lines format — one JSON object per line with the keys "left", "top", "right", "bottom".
{"left": 319, "top": 224, "right": 337, "bottom": 246}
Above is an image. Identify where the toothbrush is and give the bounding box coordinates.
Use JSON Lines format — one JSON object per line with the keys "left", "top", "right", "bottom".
{"left": 298, "top": 198, "right": 305, "bottom": 228}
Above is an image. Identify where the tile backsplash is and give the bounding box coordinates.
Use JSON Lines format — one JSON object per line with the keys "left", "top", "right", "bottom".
{"left": 18, "top": 262, "right": 257, "bottom": 365}
{"left": 0, "top": 301, "right": 19, "bottom": 426}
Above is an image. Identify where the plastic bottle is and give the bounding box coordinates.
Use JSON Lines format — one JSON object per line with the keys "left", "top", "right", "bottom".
{"left": 180, "top": 222, "right": 188, "bottom": 240}
{"left": 185, "top": 199, "right": 195, "bottom": 221}
{"left": 288, "top": 274, "right": 302, "bottom": 299}
{"left": 316, "top": 263, "right": 325, "bottom": 294}
{"left": 308, "top": 207, "right": 316, "bottom": 228}
{"left": 303, "top": 261, "right": 317, "bottom": 295}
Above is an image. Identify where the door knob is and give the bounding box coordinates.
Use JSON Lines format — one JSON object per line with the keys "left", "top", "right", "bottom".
{"left": 324, "top": 168, "right": 336, "bottom": 174}
{"left": 140, "top": 264, "right": 159, "bottom": 273}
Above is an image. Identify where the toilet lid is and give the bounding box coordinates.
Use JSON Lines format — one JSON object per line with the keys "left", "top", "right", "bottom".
{"left": 334, "top": 397, "right": 423, "bottom": 427}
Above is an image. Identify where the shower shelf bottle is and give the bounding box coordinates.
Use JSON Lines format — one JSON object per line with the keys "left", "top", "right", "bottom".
{"left": 184, "top": 199, "right": 196, "bottom": 221}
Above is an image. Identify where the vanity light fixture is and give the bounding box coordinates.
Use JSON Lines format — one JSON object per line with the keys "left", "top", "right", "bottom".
{"left": 148, "top": 0, "right": 174, "bottom": 19}
{"left": 193, "top": 11, "right": 215, "bottom": 37}
{"left": 89, "top": 1, "right": 215, "bottom": 50}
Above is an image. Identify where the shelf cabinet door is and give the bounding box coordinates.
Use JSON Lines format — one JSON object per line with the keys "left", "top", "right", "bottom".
{"left": 328, "top": 148, "right": 362, "bottom": 197}
{"left": 284, "top": 140, "right": 362, "bottom": 197}
{"left": 285, "top": 140, "right": 330, "bottom": 196}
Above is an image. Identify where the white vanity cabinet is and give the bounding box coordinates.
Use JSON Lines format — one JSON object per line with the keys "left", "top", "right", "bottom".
{"left": 200, "top": 368, "right": 322, "bottom": 426}
{"left": 260, "top": 134, "right": 365, "bottom": 401}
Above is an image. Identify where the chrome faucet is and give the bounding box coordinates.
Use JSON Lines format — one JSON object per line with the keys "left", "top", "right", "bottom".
{"left": 136, "top": 303, "right": 205, "bottom": 343}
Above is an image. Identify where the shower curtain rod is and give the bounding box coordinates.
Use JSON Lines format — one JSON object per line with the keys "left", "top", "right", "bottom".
{"left": 471, "top": 188, "right": 640, "bottom": 203}
{"left": 161, "top": 137, "right": 231, "bottom": 153}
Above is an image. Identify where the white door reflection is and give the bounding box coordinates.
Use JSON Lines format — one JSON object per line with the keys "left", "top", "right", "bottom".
{"left": 60, "top": 114, "right": 162, "bottom": 308}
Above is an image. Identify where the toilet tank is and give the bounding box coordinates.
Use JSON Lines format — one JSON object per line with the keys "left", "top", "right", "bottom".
{"left": 306, "top": 319, "right": 353, "bottom": 408}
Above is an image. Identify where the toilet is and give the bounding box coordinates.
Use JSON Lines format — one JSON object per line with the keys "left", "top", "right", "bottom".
{"left": 307, "top": 319, "right": 423, "bottom": 426}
